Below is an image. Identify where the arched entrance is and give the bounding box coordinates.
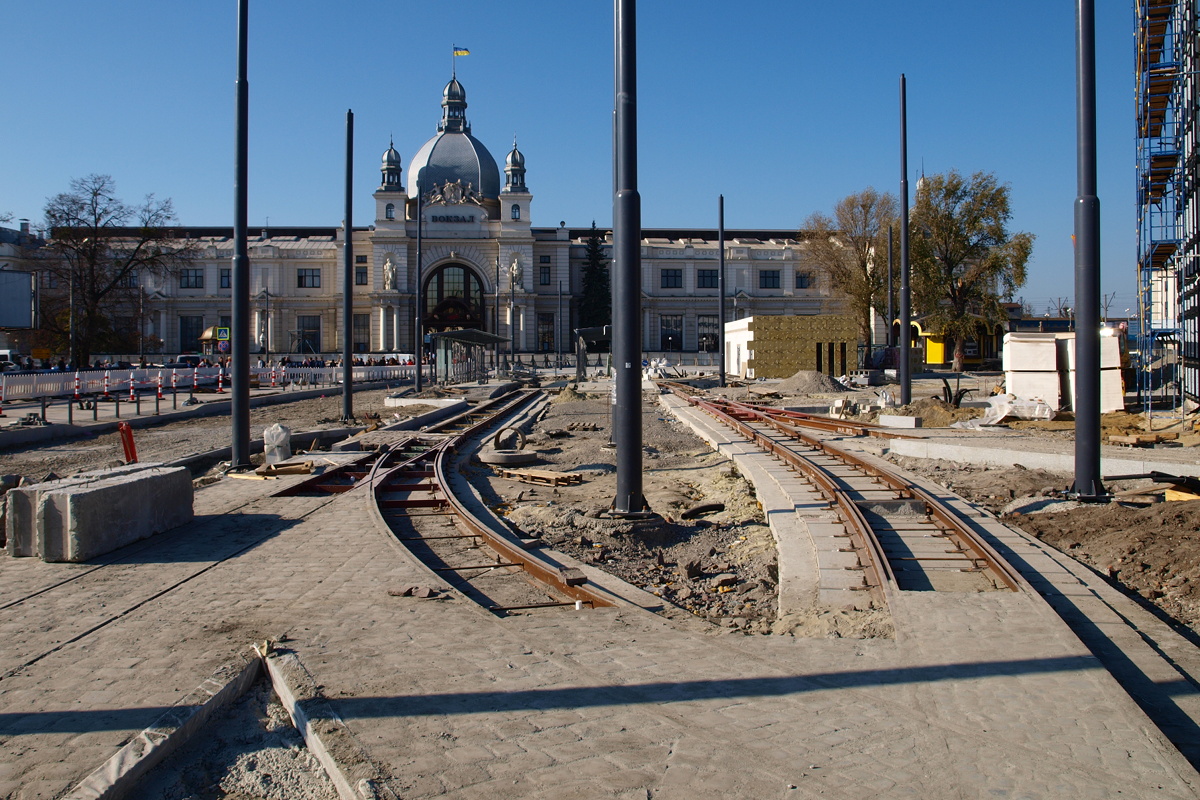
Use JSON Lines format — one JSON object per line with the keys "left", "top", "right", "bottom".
{"left": 421, "top": 263, "right": 486, "bottom": 333}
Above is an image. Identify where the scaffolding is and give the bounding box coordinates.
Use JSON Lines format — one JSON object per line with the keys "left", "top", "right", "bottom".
{"left": 1136, "top": 0, "right": 1191, "bottom": 409}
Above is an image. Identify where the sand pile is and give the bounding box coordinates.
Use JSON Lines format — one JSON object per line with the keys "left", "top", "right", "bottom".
{"left": 553, "top": 385, "right": 589, "bottom": 403}
{"left": 773, "top": 370, "right": 849, "bottom": 396}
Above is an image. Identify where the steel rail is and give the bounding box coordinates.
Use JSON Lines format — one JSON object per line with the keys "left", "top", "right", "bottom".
{"left": 685, "top": 394, "right": 893, "bottom": 606}
{"left": 429, "top": 392, "right": 617, "bottom": 609}
{"left": 688, "top": 391, "right": 1021, "bottom": 593}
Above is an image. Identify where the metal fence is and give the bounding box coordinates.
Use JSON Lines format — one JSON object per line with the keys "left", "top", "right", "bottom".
{"left": 0, "top": 365, "right": 426, "bottom": 402}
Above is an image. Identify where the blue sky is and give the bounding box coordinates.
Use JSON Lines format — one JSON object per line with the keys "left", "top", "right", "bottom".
{"left": 3, "top": 1, "right": 1134, "bottom": 317}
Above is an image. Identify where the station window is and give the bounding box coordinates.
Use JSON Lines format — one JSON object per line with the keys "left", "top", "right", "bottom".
{"left": 697, "top": 269, "right": 718, "bottom": 289}
{"left": 385, "top": 203, "right": 395, "bottom": 220}
{"left": 540, "top": 265, "right": 551, "bottom": 285}
{"left": 298, "top": 268, "right": 321, "bottom": 288}
{"left": 759, "top": 269, "right": 780, "bottom": 289}
{"left": 220, "top": 268, "right": 231, "bottom": 289}
{"left": 660, "top": 268, "right": 683, "bottom": 289}
{"left": 796, "top": 271, "right": 814, "bottom": 289}
{"left": 180, "top": 269, "right": 204, "bottom": 289}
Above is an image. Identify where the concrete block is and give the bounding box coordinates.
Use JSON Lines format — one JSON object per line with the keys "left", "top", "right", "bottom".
{"left": 878, "top": 414, "right": 922, "bottom": 428}
{"left": 37, "top": 467, "right": 194, "bottom": 562}
{"left": 1056, "top": 335, "right": 1120, "bottom": 371}
{"left": 1005, "top": 371, "right": 1061, "bottom": 407}
{"left": 5, "top": 463, "right": 165, "bottom": 558}
{"left": 1061, "top": 368, "right": 1125, "bottom": 413}
{"left": 5, "top": 488, "right": 36, "bottom": 557}
{"left": 1003, "top": 334, "right": 1059, "bottom": 372}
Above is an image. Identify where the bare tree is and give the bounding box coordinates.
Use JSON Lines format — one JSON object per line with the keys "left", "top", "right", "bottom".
{"left": 37, "top": 175, "right": 194, "bottom": 366}
{"left": 802, "top": 188, "right": 897, "bottom": 350}
{"left": 910, "top": 170, "right": 1034, "bottom": 372}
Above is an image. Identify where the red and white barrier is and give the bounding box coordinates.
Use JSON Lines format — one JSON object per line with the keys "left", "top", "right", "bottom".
{"left": 216, "top": 367, "right": 224, "bottom": 393}
{"left": 156, "top": 370, "right": 164, "bottom": 400}
{"left": 128, "top": 371, "right": 135, "bottom": 402}
{"left": 103, "top": 370, "right": 111, "bottom": 399}
{"left": 73, "top": 372, "right": 81, "bottom": 401}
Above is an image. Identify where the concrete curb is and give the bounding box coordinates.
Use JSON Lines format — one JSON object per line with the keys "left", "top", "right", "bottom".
{"left": 64, "top": 656, "right": 262, "bottom": 800}
{"left": 262, "top": 648, "right": 398, "bottom": 800}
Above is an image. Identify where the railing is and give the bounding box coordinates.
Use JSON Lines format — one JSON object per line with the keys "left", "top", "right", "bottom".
{"left": 0, "top": 365, "right": 428, "bottom": 402}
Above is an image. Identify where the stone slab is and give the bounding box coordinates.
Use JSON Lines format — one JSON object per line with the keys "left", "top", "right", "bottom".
{"left": 878, "top": 414, "right": 923, "bottom": 428}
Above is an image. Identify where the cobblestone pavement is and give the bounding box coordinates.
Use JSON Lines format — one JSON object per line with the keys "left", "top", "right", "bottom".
{"left": 1, "top": 456, "right": 1198, "bottom": 798}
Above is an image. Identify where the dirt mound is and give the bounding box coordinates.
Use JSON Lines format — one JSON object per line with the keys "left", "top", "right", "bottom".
{"left": 553, "top": 385, "right": 589, "bottom": 403}
{"left": 883, "top": 397, "right": 982, "bottom": 427}
{"left": 774, "top": 370, "right": 849, "bottom": 396}
{"left": 1011, "top": 500, "right": 1200, "bottom": 634}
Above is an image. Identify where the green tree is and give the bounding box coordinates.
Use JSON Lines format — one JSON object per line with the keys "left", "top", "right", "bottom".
{"left": 909, "top": 169, "right": 1034, "bottom": 372}
{"left": 802, "top": 188, "right": 897, "bottom": 352}
{"left": 38, "top": 175, "right": 195, "bottom": 366}
{"left": 579, "top": 221, "right": 611, "bottom": 329}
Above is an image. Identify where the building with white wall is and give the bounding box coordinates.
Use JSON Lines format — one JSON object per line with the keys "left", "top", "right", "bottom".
{"left": 44, "top": 77, "right": 850, "bottom": 359}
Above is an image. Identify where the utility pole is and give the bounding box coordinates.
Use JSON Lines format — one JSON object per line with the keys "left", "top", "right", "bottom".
{"left": 612, "top": 0, "right": 643, "bottom": 514}
{"left": 341, "top": 109, "right": 353, "bottom": 422}
{"left": 899, "top": 74, "right": 912, "bottom": 406}
{"left": 1074, "top": 0, "right": 1104, "bottom": 499}
{"left": 230, "top": 0, "right": 251, "bottom": 469}
{"left": 718, "top": 195, "right": 726, "bottom": 387}
{"left": 415, "top": 175, "right": 424, "bottom": 392}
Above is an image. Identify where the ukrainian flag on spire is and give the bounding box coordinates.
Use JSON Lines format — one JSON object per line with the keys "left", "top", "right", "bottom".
{"left": 453, "top": 46, "right": 470, "bottom": 56}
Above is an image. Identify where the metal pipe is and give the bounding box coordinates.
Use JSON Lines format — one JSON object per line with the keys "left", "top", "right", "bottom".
{"left": 1074, "top": 0, "right": 1104, "bottom": 498}
{"left": 718, "top": 194, "right": 726, "bottom": 387}
{"left": 230, "top": 0, "right": 251, "bottom": 469}
{"left": 342, "top": 109, "right": 354, "bottom": 421}
{"left": 612, "top": 0, "right": 643, "bottom": 514}
{"left": 899, "top": 74, "right": 912, "bottom": 406}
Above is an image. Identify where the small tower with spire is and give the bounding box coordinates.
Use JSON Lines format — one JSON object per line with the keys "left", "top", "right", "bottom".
{"left": 374, "top": 138, "right": 408, "bottom": 228}
{"left": 503, "top": 137, "right": 527, "bottom": 193}
{"left": 501, "top": 137, "right": 531, "bottom": 226}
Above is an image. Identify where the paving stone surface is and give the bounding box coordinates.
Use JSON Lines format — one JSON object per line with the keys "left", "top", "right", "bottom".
{"left": 1, "top": 431, "right": 1198, "bottom": 799}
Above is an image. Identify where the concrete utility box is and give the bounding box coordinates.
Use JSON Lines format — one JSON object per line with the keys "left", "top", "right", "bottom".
{"left": 724, "top": 314, "right": 858, "bottom": 379}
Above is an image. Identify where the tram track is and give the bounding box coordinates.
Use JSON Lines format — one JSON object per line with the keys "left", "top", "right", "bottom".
{"left": 660, "top": 382, "right": 1028, "bottom": 611}
{"left": 278, "top": 389, "right": 617, "bottom": 615}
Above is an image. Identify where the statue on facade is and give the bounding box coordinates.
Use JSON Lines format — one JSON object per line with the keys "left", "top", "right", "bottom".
{"left": 509, "top": 252, "right": 522, "bottom": 290}
{"left": 383, "top": 255, "right": 396, "bottom": 291}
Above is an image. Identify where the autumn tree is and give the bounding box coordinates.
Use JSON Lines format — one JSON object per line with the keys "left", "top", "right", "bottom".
{"left": 37, "top": 175, "right": 195, "bottom": 365}
{"left": 579, "top": 221, "right": 611, "bottom": 329}
{"left": 909, "top": 170, "right": 1034, "bottom": 372}
{"left": 802, "top": 188, "right": 897, "bottom": 352}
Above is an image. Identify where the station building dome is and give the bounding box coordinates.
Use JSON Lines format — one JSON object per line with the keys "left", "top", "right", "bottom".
{"left": 407, "top": 77, "right": 500, "bottom": 198}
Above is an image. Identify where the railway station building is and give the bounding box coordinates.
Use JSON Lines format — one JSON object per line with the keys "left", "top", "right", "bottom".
{"left": 27, "top": 77, "right": 851, "bottom": 360}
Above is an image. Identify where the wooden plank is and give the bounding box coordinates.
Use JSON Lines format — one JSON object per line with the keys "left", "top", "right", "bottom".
{"left": 494, "top": 467, "right": 583, "bottom": 486}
